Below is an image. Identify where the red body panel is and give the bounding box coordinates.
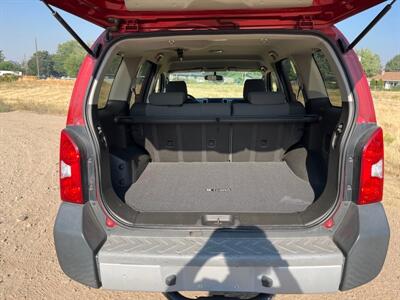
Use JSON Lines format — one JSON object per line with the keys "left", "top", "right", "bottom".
{"left": 66, "top": 53, "right": 96, "bottom": 126}
{"left": 45, "top": 0, "right": 385, "bottom": 30}
{"left": 344, "top": 50, "right": 377, "bottom": 124}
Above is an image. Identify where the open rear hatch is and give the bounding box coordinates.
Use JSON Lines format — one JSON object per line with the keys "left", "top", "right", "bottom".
{"left": 44, "top": 0, "right": 385, "bottom": 30}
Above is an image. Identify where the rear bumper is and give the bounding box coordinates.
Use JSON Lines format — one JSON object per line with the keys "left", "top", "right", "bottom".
{"left": 53, "top": 202, "right": 389, "bottom": 294}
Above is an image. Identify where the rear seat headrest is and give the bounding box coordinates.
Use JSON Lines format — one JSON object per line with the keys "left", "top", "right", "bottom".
{"left": 166, "top": 81, "right": 188, "bottom": 97}
{"left": 247, "top": 92, "right": 286, "bottom": 105}
{"left": 243, "top": 79, "right": 266, "bottom": 100}
{"left": 149, "top": 92, "right": 186, "bottom": 106}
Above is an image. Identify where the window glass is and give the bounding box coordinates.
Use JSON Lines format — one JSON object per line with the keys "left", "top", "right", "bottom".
{"left": 130, "top": 61, "right": 154, "bottom": 105}
{"left": 269, "top": 72, "right": 280, "bottom": 92}
{"left": 154, "top": 76, "right": 161, "bottom": 93}
{"left": 97, "top": 56, "right": 122, "bottom": 109}
{"left": 168, "top": 71, "right": 263, "bottom": 98}
{"left": 313, "top": 50, "right": 342, "bottom": 107}
{"left": 281, "top": 59, "right": 305, "bottom": 105}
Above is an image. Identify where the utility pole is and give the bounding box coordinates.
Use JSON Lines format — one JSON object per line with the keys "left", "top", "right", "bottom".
{"left": 35, "top": 38, "right": 40, "bottom": 78}
{"left": 23, "top": 54, "right": 27, "bottom": 76}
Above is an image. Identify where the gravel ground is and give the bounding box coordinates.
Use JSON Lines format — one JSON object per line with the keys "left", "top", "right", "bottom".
{"left": 0, "top": 111, "right": 398, "bottom": 300}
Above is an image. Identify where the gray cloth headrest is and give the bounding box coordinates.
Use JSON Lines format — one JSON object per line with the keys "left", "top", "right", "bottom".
{"left": 243, "top": 79, "right": 266, "bottom": 100}
{"left": 166, "top": 81, "right": 188, "bottom": 96}
{"left": 247, "top": 92, "right": 286, "bottom": 105}
{"left": 149, "top": 92, "right": 186, "bottom": 106}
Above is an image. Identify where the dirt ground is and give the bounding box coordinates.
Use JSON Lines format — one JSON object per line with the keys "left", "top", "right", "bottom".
{"left": 0, "top": 111, "right": 399, "bottom": 300}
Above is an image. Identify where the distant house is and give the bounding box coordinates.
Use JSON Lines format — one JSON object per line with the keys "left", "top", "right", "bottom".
{"left": 371, "top": 71, "right": 400, "bottom": 90}
{"left": 0, "top": 70, "right": 22, "bottom": 77}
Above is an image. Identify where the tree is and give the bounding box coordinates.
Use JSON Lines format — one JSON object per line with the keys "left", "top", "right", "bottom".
{"left": 27, "top": 51, "right": 55, "bottom": 77}
{"left": 0, "top": 51, "right": 23, "bottom": 72}
{"left": 0, "top": 60, "right": 22, "bottom": 72}
{"left": 356, "top": 49, "right": 381, "bottom": 78}
{"left": 53, "top": 40, "right": 86, "bottom": 77}
{"left": 385, "top": 54, "right": 400, "bottom": 72}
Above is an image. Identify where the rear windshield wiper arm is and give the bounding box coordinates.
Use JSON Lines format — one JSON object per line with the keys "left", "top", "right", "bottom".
{"left": 345, "top": 0, "right": 397, "bottom": 52}
{"left": 41, "top": 0, "right": 97, "bottom": 58}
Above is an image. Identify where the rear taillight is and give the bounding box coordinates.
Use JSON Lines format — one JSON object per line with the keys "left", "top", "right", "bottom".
{"left": 358, "top": 127, "right": 384, "bottom": 205}
{"left": 59, "top": 130, "right": 83, "bottom": 204}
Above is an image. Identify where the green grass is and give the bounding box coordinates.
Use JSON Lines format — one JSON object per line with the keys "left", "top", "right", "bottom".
{"left": 0, "top": 99, "right": 12, "bottom": 112}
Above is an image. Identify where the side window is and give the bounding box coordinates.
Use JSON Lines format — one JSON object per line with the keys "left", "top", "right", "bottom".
{"left": 313, "top": 50, "right": 342, "bottom": 107}
{"left": 154, "top": 73, "right": 165, "bottom": 93}
{"left": 267, "top": 71, "right": 281, "bottom": 92}
{"left": 280, "top": 59, "right": 305, "bottom": 105}
{"left": 130, "top": 61, "right": 154, "bottom": 106}
{"left": 98, "top": 56, "right": 122, "bottom": 109}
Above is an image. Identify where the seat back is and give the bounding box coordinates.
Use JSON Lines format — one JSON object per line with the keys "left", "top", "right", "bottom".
{"left": 130, "top": 89, "right": 307, "bottom": 162}
{"left": 231, "top": 91, "right": 305, "bottom": 161}
{"left": 130, "top": 93, "right": 231, "bottom": 162}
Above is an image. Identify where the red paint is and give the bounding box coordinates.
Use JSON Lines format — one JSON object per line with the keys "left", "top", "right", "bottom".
{"left": 342, "top": 46, "right": 377, "bottom": 124}
{"left": 66, "top": 55, "right": 96, "bottom": 126}
{"left": 45, "top": 0, "right": 384, "bottom": 30}
{"left": 66, "top": 33, "right": 107, "bottom": 126}
{"left": 323, "top": 218, "right": 335, "bottom": 229}
{"left": 106, "top": 217, "right": 117, "bottom": 228}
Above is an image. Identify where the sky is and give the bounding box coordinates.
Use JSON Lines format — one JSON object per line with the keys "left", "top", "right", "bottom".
{"left": 0, "top": 0, "right": 399, "bottom": 65}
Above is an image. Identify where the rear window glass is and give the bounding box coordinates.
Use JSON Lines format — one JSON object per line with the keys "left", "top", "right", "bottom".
{"left": 98, "top": 56, "right": 122, "bottom": 109}
{"left": 313, "top": 50, "right": 342, "bottom": 107}
{"left": 130, "top": 61, "right": 154, "bottom": 106}
{"left": 281, "top": 59, "right": 305, "bottom": 105}
{"left": 268, "top": 72, "right": 281, "bottom": 93}
{"left": 168, "top": 71, "right": 263, "bottom": 98}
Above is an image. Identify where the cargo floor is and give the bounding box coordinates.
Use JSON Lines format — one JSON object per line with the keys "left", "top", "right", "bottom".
{"left": 124, "top": 162, "right": 316, "bottom": 213}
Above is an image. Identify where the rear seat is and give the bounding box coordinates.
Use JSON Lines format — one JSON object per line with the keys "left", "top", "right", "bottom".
{"left": 130, "top": 79, "right": 307, "bottom": 163}
{"left": 130, "top": 89, "right": 231, "bottom": 162}
{"left": 243, "top": 79, "right": 267, "bottom": 100}
{"left": 231, "top": 90, "right": 305, "bottom": 161}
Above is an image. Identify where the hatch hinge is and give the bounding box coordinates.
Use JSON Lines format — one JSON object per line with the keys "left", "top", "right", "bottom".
{"left": 105, "top": 18, "right": 122, "bottom": 41}
{"left": 297, "top": 16, "right": 314, "bottom": 30}
{"left": 106, "top": 18, "right": 122, "bottom": 32}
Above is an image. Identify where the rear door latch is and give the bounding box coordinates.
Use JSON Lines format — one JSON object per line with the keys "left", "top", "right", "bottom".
{"left": 96, "top": 125, "right": 108, "bottom": 148}
{"left": 331, "top": 123, "right": 344, "bottom": 149}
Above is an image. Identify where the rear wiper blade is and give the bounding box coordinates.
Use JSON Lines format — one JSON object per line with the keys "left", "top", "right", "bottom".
{"left": 345, "top": 0, "right": 397, "bottom": 52}
{"left": 41, "top": 0, "right": 97, "bottom": 58}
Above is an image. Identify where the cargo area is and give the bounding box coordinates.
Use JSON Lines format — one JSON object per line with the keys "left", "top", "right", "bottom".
{"left": 90, "top": 33, "right": 350, "bottom": 226}
{"left": 125, "top": 161, "right": 318, "bottom": 213}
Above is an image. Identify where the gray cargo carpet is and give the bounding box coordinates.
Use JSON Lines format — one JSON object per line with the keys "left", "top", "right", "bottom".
{"left": 125, "top": 162, "right": 315, "bottom": 213}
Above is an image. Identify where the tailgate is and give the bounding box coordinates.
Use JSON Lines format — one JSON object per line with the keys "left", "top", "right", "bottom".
{"left": 44, "top": 0, "right": 385, "bottom": 30}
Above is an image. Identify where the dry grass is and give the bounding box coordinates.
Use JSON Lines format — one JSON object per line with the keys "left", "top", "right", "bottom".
{"left": 0, "top": 79, "right": 74, "bottom": 114}
{"left": 188, "top": 82, "right": 243, "bottom": 98}
{"left": 372, "top": 91, "right": 400, "bottom": 179}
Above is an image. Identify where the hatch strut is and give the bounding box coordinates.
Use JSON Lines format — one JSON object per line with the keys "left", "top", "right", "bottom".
{"left": 344, "top": 0, "right": 397, "bottom": 52}
{"left": 41, "top": 0, "right": 97, "bottom": 57}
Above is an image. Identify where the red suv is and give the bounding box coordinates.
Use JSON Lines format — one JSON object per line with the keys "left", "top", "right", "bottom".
{"left": 48, "top": 1, "right": 391, "bottom": 299}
